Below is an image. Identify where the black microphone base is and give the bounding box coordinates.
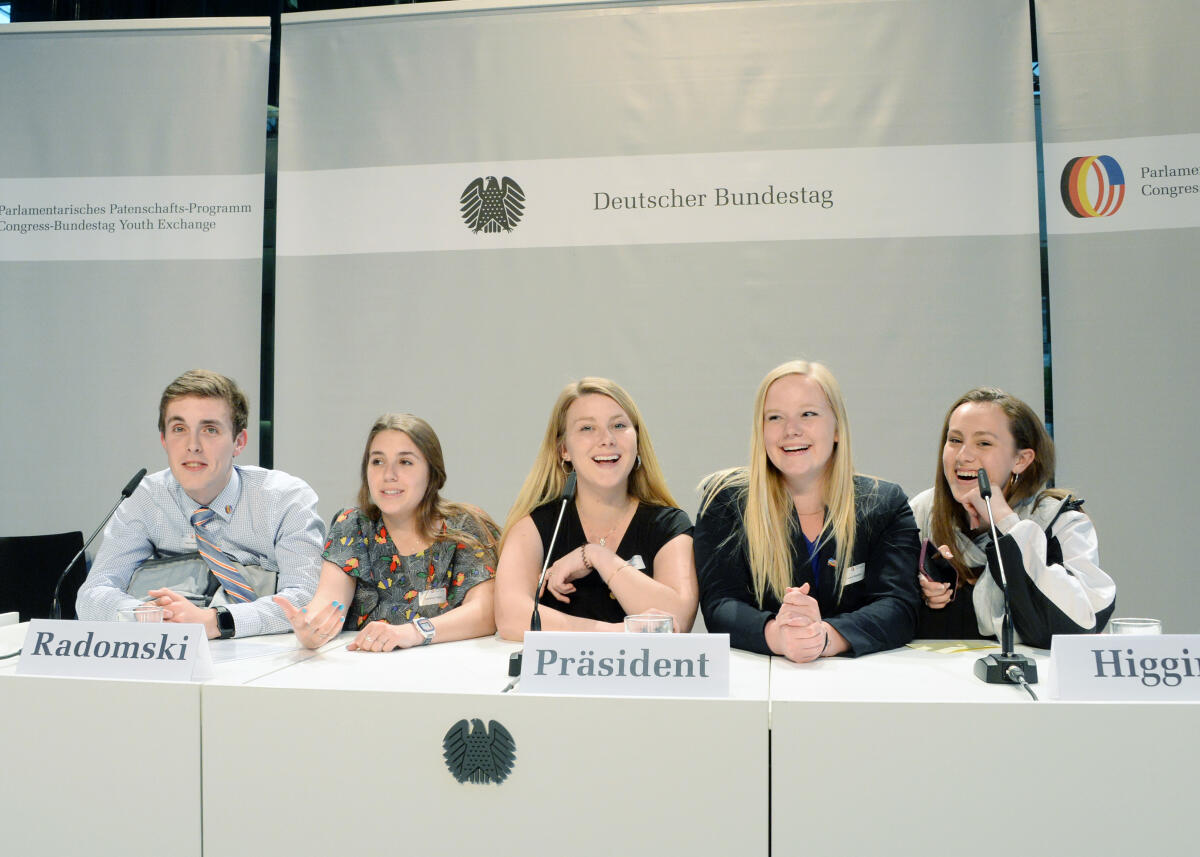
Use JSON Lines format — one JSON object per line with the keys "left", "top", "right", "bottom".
{"left": 974, "top": 652, "right": 1038, "bottom": 684}
{"left": 508, "top": 650, "right": 523, "bottom": 677}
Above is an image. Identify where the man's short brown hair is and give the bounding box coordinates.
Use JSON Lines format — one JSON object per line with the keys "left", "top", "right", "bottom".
{"left": 157, "top": 370, "right": 250, "bottom": 436}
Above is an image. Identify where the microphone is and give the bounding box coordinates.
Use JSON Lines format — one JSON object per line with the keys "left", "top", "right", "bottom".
{"left": 972, "top": 467, "right": 1039, "bottom": 691}
{"left": 505, "top": 471, "right": 577, "bottom": 692}
{"left": 50, "top": 468, "right": 147, "bottom": 620}
{"left": 531, "top": 471, "right": 576, "bottom": 632}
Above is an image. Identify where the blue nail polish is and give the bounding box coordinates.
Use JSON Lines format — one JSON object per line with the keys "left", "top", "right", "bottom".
{"left": 301, "top": 608, "right": 307, "bottom": 614}
{"left": 332, "top": 601, "right": 340, "bottom": 608}
{"left": 338, "top": 603, "right": 345, "bottom": 611}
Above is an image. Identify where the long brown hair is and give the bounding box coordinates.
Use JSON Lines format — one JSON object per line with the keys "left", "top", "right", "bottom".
{"left": 930, "top": 387, "right": 1063, "bottom": 582}
{"left": 500, "top": 378, "right": 677, "bottom": 551}
{"left": 357, "top": 414, "right": 497, "bottom": 554}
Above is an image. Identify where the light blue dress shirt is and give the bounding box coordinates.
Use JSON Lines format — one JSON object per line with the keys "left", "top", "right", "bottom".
{"left": 76, "top": 465, "right": 324, "bottom": 637}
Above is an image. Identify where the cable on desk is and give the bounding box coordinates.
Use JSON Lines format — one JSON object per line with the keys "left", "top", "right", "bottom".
{"left": 1006, "top": 665, "right": 1039, "bottom": 701}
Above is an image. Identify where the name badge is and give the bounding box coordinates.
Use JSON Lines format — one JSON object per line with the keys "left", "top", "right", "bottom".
{"left": 418, "top": 587, "right": 447, "bottom": 607}
{"left": 16, "top": 620, "right": 214, "bottom": 682}
{"left": 520, "top": 631, "right": 730, "bottom": 698}
{"left": 182, "top": 531, "right": 197, "bottom": 549}
{"left": 628, "top": 554, "right": 646, "bottom": 571}
{"left": 844, "top": 563, "right": 866, "bottom": 585}
{"left": 1051, "top": 634, "right": 1200, "bottom": 701}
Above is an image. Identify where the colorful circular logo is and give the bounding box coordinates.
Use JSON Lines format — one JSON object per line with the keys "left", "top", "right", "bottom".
{"left": 1060, "top": 155, "right": 1125, "bottom": 217}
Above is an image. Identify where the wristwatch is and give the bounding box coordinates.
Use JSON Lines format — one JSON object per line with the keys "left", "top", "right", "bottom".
{"left": 214, "top": 606, "right": 236, "bottom": 639}
{"left": 412, "top": 615, "right": 435, "bottom": 646}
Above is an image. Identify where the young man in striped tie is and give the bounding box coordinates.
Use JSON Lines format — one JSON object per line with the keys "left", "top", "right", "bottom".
{"left": 76, "top": 370, "right": 324, "bottom": 639}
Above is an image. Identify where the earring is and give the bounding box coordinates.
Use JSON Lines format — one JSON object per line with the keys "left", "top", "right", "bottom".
{"left": 634, "top": 454, "right": 642, "bottom": 471}
{"left": 559, "top": 458, "right": 573, "bottom": 474}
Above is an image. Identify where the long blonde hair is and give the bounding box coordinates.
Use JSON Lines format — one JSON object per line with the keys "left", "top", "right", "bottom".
{"left": 701, "top": 361, "right": 858, "bottom": 605}
{"left": 357, "top": 414, "right": 498, "bottom": 555}
{"left": 500, "top": 378, "right": 677, "bottom": 551}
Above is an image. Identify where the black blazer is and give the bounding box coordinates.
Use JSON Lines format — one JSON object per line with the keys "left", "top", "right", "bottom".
{"left": 695, "top": 475, "right": 921, "bottom": 656}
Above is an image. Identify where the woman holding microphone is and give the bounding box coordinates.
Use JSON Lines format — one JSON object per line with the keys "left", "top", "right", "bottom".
{"left": 911, "top": 387, "right": 1115, "bottom": 646}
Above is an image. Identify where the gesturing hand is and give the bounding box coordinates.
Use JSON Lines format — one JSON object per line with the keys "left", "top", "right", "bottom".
{"left": 273, "top": 595, "right": 345, "bottom": 649}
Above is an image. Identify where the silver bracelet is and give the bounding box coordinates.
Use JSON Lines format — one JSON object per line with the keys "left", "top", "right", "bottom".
{"left": 607, "top": 562, "right": 635, "bottom": 587}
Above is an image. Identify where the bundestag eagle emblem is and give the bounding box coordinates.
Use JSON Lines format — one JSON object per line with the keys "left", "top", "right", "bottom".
{"left": 443, "top": 718, "right": 516, "bottom": 784}
{"left": 459, "top": 176, "right": 525, "bottom": 234}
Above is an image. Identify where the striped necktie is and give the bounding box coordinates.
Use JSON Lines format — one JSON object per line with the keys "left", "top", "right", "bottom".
{"left": 191, "top": 506, "right": 255, "bottom": 603}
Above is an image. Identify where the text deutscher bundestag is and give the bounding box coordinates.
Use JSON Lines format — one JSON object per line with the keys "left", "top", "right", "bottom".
{"left": 534, "top": 646, "right": 712, "bottom": 678}
{"left": 593, "top": 185, "right": 833, "bottom": 210}
{"left": 0, "top": 202, "right": 252, "bottom": 235}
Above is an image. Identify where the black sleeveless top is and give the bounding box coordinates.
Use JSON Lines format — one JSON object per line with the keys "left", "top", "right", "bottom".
{"left": 530, "top": 500, "right": 692, "bottom": 624}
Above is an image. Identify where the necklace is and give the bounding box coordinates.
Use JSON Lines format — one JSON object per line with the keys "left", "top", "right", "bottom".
{"left": 582, "top": 498, "right": 636, "bottom": 547}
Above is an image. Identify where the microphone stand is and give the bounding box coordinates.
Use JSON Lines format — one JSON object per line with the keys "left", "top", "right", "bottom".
{"left": 972, "top": 469, "right": 1038, "bottom": 697}
{"left": 51, "top": 468, "right": 147, "bottom": 620}
{"left": 504, "top": 472, "right": 577, "bottom": 692}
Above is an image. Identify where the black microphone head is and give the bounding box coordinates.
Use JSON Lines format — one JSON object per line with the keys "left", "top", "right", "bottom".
{"left": 976, "top": 468, "right": 992, "bottom": 499}
{"left": 562, "top": 471, "right": 577, "bottom": 502}
{"left": 122, "top": 468, "right": 148, "bottom": 498}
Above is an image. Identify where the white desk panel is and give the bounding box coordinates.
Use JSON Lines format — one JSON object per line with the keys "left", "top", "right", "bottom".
{"left": 0, "top": 674, "right": 202, "bottom": 857}
{"left": 202, "top": 636, "right": 770, "bottom": 857}
{"left": 0, "top": 628, "right": 319, "bottom": 857}
{"left": 771, "top": 643, "right": 1200, "bottom": 857}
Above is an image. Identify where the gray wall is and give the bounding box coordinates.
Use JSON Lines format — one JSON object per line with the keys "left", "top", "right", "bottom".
{"left": 275, "top": 0, "right": 1043, "bottom": 528}
{"left": 0, "top": 21, "right": 269, "bottom": 537}
{"left": 1038, "top": 0, "right": 1200, "bottom": 633}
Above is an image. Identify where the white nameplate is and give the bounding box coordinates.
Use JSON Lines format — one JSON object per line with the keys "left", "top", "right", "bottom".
{"left": 1052, "top": 634, "right": 1200, "bottom": 701}
{"left": 520, "top": 631, "right": 729, "bottom": 698}
{"left": 16, "top": 620, "right": 213, "bottom": 682}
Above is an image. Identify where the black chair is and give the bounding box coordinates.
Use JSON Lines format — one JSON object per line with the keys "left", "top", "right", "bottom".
{"left": 0, "top": 532, "right": 87, "bottom": 621}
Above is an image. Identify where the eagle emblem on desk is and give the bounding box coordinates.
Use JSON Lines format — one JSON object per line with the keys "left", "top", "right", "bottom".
{"left": 459, "top": 176, "right": 525, "bottom": 234}
{"left": 443, "top": 718, "right": 516, "bottom": 784}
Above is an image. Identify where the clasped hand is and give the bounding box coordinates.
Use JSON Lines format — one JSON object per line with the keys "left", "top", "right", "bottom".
{"left": 774, "top": 583, "right": 827, "bottom": 663}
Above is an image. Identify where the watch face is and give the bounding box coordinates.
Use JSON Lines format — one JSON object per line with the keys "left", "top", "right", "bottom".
{"left": 416, "top": 617, "right": 435, "bottom": 634}
{"left": 217, "top": 608, "right": 236, "bottom": 637}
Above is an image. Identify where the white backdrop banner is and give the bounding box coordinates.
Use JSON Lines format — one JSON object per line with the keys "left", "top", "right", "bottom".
{"left": 0, "top": 174, "right": 262, "bottom": 261}
{"left": 0, "top": 19, "right": 269, "bottom": 540}
{"left": 276, "top": 0, "right": 1043, "bottom": 526}
{"left": 1044, "top": 133, "right": 1200, "bottom": 235}
{"left": 279, "top": 143, "right": 1036, "bottom": 255}
{"left": 1037, "top": 0, "right": 1200, "bottom": 633}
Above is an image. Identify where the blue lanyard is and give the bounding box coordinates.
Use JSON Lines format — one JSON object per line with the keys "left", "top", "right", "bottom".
{"left": 800, "top": 530, "right": 821, "bottom": 590}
